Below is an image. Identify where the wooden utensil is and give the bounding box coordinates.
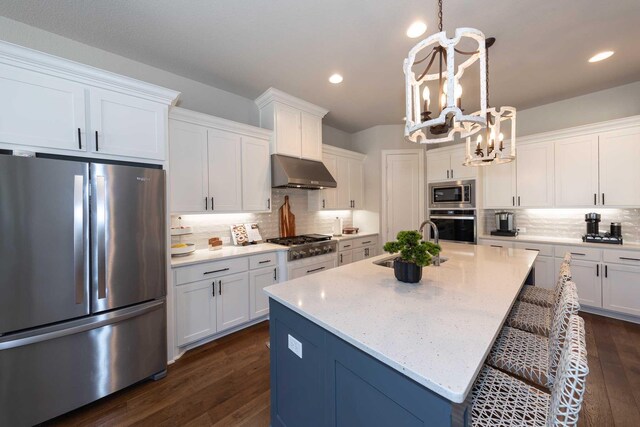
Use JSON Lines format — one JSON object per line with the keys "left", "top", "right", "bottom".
{"left": 279, "top": 195, "right": 296, "bottom": 237}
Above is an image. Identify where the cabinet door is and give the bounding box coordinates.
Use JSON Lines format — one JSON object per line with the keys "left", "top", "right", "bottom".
{"left": 335, "top": 156, "right": 351, "bottom": 209}
{"left": 603, "top": 264, "right": 640, "bottom": 316}
{"left": 352, "top": 248, "right": 365, "bottom": 263}
{"left": 599, "top": 127, "right": 640, "bottom": 207}
{"left": 556, "top": 258, "right": 601, "bottom": 307}
{"left": 90, "top": 88, "right": 166, "bottom": 160}
{"left": 362, "top": 246, "right": 376, "bottom": 260}
{"left": 274, "top": 103, "right": 301, "bottom": 158}
{"left": 0, "top": 63, "right": 86, "bottom": 152}
{"left": 207, "top": 129, "right": 242, "bottom": 211}
{"left": 242, "top": 136, "right": 271, "bottom": 211}
{"left": 554, "top": 135, "right": 599, "bottom": 207}
{"left": 339, "top": 250, "right": 353, "bottom": 266}
{"left": 176, "top": 279, "right": 217, "bottom": 346}
{"left": 217, "top": 272, "right": 250, "bottom": 332}
{"left": 169, "top": 120, "right": 209, "bottom": 213}
{"left": 249, "top": 267, "right": 277, "bottom": 319}
{"left": 348, "top": 158, "right": 364, "bottom": 209}
{"left": 450, "top": 149, "right": 477, "bottom": 180}
{"left": 426, "top": 151, "right": 451, "bottom": 182}
{"left": 532, "top": 255, "right": 555, "bottom": 290}
{"left": 483, "top": 152, "right": 517, "bottom": 208}
{"left": 321, "top": 153, "right": 338, "bottom": 209}
{"left": 300, "top": 112, "right": 322, "bottom": 161}
{"left": 516, "top": 142, "right": 554, "bottom": 207}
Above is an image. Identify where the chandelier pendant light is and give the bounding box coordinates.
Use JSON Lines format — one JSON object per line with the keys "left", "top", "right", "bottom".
{"left": 464, "top": 38, "right": 517, "bottom": 166}
{"left": 404, "top": 0, "right": 487, "bottom": 144}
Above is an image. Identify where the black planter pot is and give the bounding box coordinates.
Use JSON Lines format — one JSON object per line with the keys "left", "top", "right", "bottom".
{"left": 393, "top": 259, "right": 423, "bottom": 283}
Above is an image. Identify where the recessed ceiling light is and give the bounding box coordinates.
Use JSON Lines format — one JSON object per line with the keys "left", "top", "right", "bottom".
{"left": 589, "top": 51, "right": 614, "bottom": 63}
{"left": 406, "top": 21, "right": 427, "bottom": 38}
{"left": 329, "top": 73, "right": 343, "bottom": 84}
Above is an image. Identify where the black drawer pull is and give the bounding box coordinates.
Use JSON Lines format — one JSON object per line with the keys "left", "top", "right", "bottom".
{"left": 361, "top": 241, "right": 372, "bottom": 245}
{"left": 619, "top": 257, "right": 640, "bottom": 262}
{"left": 258, "top": 260, "right": 272, "bottom": 264}
{"left": 343, "top": 245, "right": 351, "bottom": 248}
{"left": 307, "top": 267, "right": 325, "bottom": 274}
{"left": 204, "top": 268, "right": 229, "bottom": 275}
{"left": 570, "top": 252, "right": 586, "bottom": 256}
{"left": 490, "top": 245, "right": 503, "bottom": 248}
{"left": 525, "top": 248, "right": 540, "bottom": 252}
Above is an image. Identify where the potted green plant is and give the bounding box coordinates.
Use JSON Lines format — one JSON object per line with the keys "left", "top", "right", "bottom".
{"left": 383, "top": 230, "right": 442, "bottom": 283}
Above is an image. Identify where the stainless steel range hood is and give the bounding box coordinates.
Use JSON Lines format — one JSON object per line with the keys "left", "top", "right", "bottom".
{"left": 271, "top": 154, "right": 337, "bottom": 189}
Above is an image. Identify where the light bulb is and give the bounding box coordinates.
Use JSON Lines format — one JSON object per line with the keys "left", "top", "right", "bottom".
{"left": 476, "top": 134, "right": 483, "bottom": 143}
{"left": 422, "top": 86, "right": 430, "bottom": 103}
{"left": 455, "top": 83, "right": 462, "bottom": 99}
{"left": 440, "top": 93, "right": 447, "bottom": 108}
{"left": 499, "top": 133, "right": 504, "bottom": 142}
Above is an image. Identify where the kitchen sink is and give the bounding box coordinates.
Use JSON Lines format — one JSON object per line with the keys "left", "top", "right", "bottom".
{"left": 373, "top": 255, "right": 448, "bottom": 268}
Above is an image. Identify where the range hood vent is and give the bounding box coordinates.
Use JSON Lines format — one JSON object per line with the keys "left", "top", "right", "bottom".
{"left": 271, "top": 154, "right": 336, "bottom": 190}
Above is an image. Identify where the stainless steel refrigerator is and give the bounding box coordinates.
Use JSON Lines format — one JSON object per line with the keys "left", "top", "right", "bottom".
{"left": 0, "top": 154, "right": 167, "bottom": 426}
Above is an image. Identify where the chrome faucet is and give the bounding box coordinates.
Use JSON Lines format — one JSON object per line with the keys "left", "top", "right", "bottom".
{"left": 419, "top": 220, "right": 440, "bottom": 266}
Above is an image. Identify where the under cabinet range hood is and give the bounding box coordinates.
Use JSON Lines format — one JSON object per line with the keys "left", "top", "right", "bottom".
{"left": 271, "top": 154, "right": 337, "bottom": 189}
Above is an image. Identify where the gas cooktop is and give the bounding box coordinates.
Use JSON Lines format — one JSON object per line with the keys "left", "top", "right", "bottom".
{"left": 266, "top": 234, "right": 332, "bottom": 247}
{"left": 267, "top": 234, "right": 336, "bottom": 261}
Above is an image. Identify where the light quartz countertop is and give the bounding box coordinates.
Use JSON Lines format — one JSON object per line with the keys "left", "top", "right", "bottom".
{"left": 478, "top": 234, "right": 640, "bottom": 251}
{"left": 171, "top": 243, "right": 288, "bottom": 268}
{"left": 264, "top": 242, "right": 537, "bottom": 403}
{"left": 330, "top": 232, "right": 378, "bottom": 242}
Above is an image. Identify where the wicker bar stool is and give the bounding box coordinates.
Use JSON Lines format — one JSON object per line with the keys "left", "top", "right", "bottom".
{"left": 471, "top": 315, "right": 588, "bottom": 427}
{"left": 519, "top": 254, "right": 572, "bottom": 308}
{"left": 487, "top": 281, "right": 580, "bottom": 389}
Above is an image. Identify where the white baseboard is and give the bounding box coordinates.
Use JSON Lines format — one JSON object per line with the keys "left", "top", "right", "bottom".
{"left": 580, "top": 306, "right": 640, "bottom": 324}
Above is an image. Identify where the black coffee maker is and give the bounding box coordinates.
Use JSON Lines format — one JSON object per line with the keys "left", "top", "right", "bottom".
{"left": 583, "top": 212, "right": 623, "bottom": 244}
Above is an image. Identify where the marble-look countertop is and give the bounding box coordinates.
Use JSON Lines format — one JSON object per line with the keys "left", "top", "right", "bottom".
{"left": 171, "top": 243, "right": 288, "bottom": 268}
{"left": 264, "top": 242, "right": 537, "bottom": 403}
{"left": 478, "top": 234, "right": 640, "bottom": 251}
{"left": 329, "top": 232, "right": 378, "bottom": 242}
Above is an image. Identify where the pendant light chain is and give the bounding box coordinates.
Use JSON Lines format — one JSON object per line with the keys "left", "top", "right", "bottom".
{"left": 438, "top": 0, "right": 444, "bottom": 31}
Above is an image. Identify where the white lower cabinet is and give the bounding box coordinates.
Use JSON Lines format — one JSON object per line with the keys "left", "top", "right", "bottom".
{"left": 339, "top": 250, "right": 353, "bottom": 266}
{"left": 555, "top": 258, "right": 602, "bottom": 308}
{"left": 216, "top": 272, "right": 250, "bottom": 331}
{"left": 249, "top": 266, "right": 278, "bottom": 319}
{"left": 176, "top": 278, "right": 217, "bottom": 346}
{"left": 532, "top": 256, "right": 555, "bottom": 290}
{"left": 290, "top": 258, "right": 337, "bottom": 280}
{"left": 602, "top": 263, "right": 640, "bottom": 316}
{"left": 338, "top": 235, "right": 378, "bottom": 266}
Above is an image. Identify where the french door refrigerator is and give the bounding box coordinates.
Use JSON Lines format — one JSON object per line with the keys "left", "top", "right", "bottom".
{"left": 0, "top": 154, "right": 167, "bottom": 426}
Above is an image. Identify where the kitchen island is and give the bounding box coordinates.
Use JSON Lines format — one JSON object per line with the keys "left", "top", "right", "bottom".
{"left": 264, "top": 242, "right": 537, "bottom": 427}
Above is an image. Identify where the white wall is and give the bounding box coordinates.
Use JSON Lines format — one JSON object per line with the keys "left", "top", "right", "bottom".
{"left": 322, "top": 124, "right": 353, "bottom": 151}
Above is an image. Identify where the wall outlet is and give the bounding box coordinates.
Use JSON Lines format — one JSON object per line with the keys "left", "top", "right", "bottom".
{"left": 288, "top": 334, "right": 303, "bottom": 358}
{"left": 518, "top": 227, "right": 526, "bottom": 234}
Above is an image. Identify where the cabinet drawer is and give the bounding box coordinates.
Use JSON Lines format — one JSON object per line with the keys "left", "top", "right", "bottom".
{"left": 354, "top": 236, "right": 378, "bottom": 248}
{"left": 513, "top": 242, "right": 554, "bottom": 257}
{"left": 555, "top": 246, "right": 601, "bottom": 262}
{"left": 478, "top": 239, "right": 514, "bottom": 249}
{"left": 175, "top": 257, "right": 248, "bottom": 285}
{"left": 249, "top": 252, "right": 278, "bottom": 270}
{"left": 339, "top": 240, "right": 356, "bottom": 251}
{"left": 290, "top": 259, "right": 336, "bottom": 279}
{"left": 603, "top": 249, "right": 640, "bottom": 266}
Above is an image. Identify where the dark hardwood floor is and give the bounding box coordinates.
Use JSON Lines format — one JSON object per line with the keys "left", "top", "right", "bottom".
{"left": 44, "top": 313, "right": 640, "bottom": 427}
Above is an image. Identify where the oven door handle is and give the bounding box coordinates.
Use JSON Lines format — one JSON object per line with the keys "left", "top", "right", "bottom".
{"left": 429, "top": 215, "right": 476, "bottom": 220}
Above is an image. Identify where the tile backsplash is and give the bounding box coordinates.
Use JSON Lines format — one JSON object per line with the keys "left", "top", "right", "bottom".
{"left": 481, "top": 208, "right": 640, "bottom": 243}
{"left": 171, "top": 188, "right": 354, "bottom": 249}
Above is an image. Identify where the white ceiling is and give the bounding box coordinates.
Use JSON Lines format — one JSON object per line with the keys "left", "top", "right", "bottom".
{"left": 1, "top": 0, "right": 639, "bottom": 133}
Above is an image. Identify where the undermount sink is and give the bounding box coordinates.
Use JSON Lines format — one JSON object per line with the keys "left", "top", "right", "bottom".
{"left": 373, "top": 255, "right": 448, "bottom": 268}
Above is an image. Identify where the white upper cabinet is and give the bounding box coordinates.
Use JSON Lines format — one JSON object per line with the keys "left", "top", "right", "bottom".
{"left": 255, "top": 88, "right": 328, "bottom": 161}
{"left": 349, "top": 158, "right": 364, "bottom": 209}
{"left": 515, "top": 142, "right": 554, "bottom": 207}
{"left": 242, "top": 136, "right": 271, "bottom": 211}
{"left": 308, "top": 145, "right": 366, "bottom": 210}
{"left": 207, "top": 129, "right": 243, "bottom": 212}
{"left": 89, "top": 88, "right": 167, "bottom": 161}
{"left": 168, "top": 108, "right": 272, "bottom": 214}
{"left": 599, "top": 127, "right": 640, "bottom": 207}
{"left": 335, "top": 155, "right": 351, "bottom": 209}
{"left": 169, "top": 121, "right": 209, "bottom": 213}
{"left": 0, "top": 41, "right": 179, "bottom": 161}
{"left": 554, "top": 135, "right": 599, "bottom": 207}
{"left": 426, "top": 146, "right": 476, "bottom": 182}
{"left": 0, "top": 63, "right": 87, "bottom": 152}
{"left": 321, "top": 153, "right": 338, "bottom": 209}
{"left": 483, "top": 145, "right": 517, "bottom": 209}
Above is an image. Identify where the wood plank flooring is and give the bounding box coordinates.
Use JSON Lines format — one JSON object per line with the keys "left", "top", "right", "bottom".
{"left": 44, "top": 313, "right": 640, "bottom": 427}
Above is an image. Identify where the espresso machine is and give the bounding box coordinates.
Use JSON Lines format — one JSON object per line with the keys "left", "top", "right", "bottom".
{"left": 491, "top": 211, "right": 517, "bottom": 237}
{"left": 582, "top": 212, "right": 623, "bottom": 244}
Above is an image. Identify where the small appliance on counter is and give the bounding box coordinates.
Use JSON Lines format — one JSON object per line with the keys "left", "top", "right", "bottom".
{"left": 333, "top": 217, "right": 343, "bottom": 236}
{"left": 491, "top": 211, "right": 517, "bottom": 237}
{"left": 582, "top": 213, "right": 623, "bottom": 244}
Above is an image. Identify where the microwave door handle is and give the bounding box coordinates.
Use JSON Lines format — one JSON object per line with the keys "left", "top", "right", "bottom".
{"left": 429, "top": 215, "right": 476, "bottom": 220}
{"left": 96, "top": 175, "right": 107, "bottom": 299}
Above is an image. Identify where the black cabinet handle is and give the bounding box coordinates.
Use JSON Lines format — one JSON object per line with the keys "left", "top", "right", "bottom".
{"left": 594, "top": 193, "right": 597, "bottom": 205}
{"left": 605, "top": 265, "right": 608, "bottom": 278}
{"left": 219, "top": 280, "right": 222, "bottom": 295}
{"left": 490, "top": 245, "right": 503, "bottom": 248}
{"left": 267, "top": 198, "right": 271, "bottom": 209}
{"left": 596, "top": 264, "right": 599, "bottom": 277}
{"left": 212, "top": 281, "right": 216, "bottom": 297}
{"left": 447, "top": 170, "right": 449, "bottom": 179}
{"left": 204, "top": 268, "right": 229, "bottom": 275}
{"left": 340, "top": 253, "right": 343, "bottom": 263}
{"left": 211, "top": 197, "right": 214, "bottom": 210}
{"left": 258, "top": 259, "right": 271, "bottom": 264}
{"left": 362, "top": 241, "right": 372, "bottom": 245}
{"left": 570, "top": 252, "right": 586, "bottom": 256}
{"left": 322, "top": 199, "right": 325, "bottom": 209}
{"left": 512, "top": 196, "right": 515, "bottom": 207}
{"left": 306, "top": 266, "right": 325, "bottom": 274}
{"left": 602, "top": 193, "right": 605, "bottom": 205}
{"left": 525, "top": 248, "right": 540, "bottom": 252}
{"left": 620, "top": 257, "right": 640, "bottom": 262}
{"left": 517, "top": 196, "right": 521, "bottom": 206}
{"left": 450, "top": 169, "right": 454, "bottom": 179}
{"left": 343, "top": 244, "right": 351, "bottom": 248}
{"left": 365, "top": 248, "right": 369, "bottom": 257}
{"left": 273, "top": 268, "right": 277, "bottom": 281}
{"left": 205, "top": 197, "right": 208, "bottom": 210}
{"left": 95, "top": 130, "right": 99, "bottom": 151}
{"left": 78, "top": 128, "right": 82, "bottom": 149}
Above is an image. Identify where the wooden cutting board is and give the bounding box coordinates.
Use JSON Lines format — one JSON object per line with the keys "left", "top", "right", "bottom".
{"left": 279, "top": 195, "right": 296, "bottom": 237}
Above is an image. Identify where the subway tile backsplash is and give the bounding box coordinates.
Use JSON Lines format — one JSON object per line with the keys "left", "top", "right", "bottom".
{"left": 481, "top": 208, "right": 640, "bottom": 243}
{"left": 171, "top": 188, "right": 353, "bottom": 249}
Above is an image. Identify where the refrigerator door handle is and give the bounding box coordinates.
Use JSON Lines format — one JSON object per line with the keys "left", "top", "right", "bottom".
{"left": 96, "top": 175, "right": 107, "bottom": 299}
{"left": 0, "top": 299, "right": 164, "bottom": 351}
{"left": 73, "top": 175, "right": 85, "bottom": 304}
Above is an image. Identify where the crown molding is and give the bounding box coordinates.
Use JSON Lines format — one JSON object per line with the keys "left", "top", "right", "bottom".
{"left": 0, "top": 40, "right": 180, "bottom": 105}
{"left": 323, "top": 144, "right": 366, "bottom": 160}
{"left": 170, "top": 107, "right": 272, "bottom": 139}
{"left": 255, "top": 87, "right": 329, "bottom": 117}
{"left": 516, "top": 115, "right": 640, "bottom": 145}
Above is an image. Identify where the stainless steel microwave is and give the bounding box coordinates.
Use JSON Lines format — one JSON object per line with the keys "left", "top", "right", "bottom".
{"left": 429, "top": 180, "right": 475, "bottom": 209}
